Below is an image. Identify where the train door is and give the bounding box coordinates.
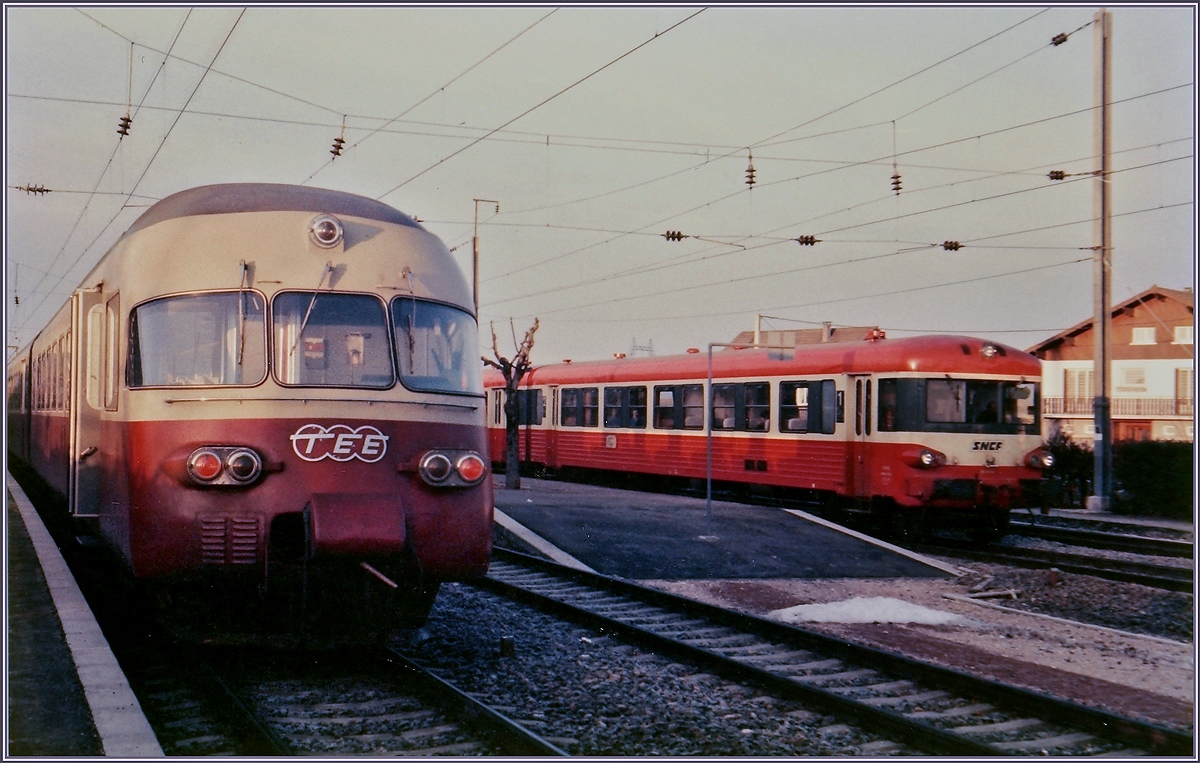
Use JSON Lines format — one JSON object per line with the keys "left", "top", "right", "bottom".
{"left": 848, "top": 375, "right": 873, "bottom": 501}
{"left": 69, "top": 288, "right": 106, "bottom": 516}
{"left": 546, "top": 385, "right": 559, "bottom": 468}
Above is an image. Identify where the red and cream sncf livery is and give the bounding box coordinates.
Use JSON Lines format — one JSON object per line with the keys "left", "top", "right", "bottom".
{"left": 484, "top": 334, "right": 1050, "bottom": 540}
{"left": 7, "top": 183, "right": 492, "bottom": 647}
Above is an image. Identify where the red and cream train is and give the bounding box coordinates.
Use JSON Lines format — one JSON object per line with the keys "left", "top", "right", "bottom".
{"left": 485, "top": 334, "right": 1052, "bottom": 539}
{"left": 7, "top": 183, "right": 493, "bottom": 646}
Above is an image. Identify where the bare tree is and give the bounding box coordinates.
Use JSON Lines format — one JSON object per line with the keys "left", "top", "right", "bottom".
{"left": 482, "top": 318, "right": 539, "bottom": 490}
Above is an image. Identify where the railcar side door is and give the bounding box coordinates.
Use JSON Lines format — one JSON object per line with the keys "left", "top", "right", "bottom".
{"left": 546, "top": 386, "right": 559, "bottom": 468}
{"left": 848, "top": 374, "right": 873, "bottom": 502}
{"left": 69, "top": 288, "right": 106, "bottom": 516}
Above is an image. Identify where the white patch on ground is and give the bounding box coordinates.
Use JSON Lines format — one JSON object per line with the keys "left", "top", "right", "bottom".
{"left": 770, "top": 596, "right": 967, "bottom": 625}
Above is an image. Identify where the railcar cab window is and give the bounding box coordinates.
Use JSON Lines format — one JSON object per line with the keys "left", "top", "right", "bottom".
{"left": 780, "top": 380, "right": 838, "bottom": 434}
{"left": 876, "top": 377, "right": 1040, "bottom": 435}
{"left": 711, "top": 382, "right": 770, "bottom": 431}
{"left": 392, "top": 298, "right": 482, "bottom": 394}
{"left": 274, "top": 292, "right": 393, "bottom": 388}
{"left": 604, "top": 386, "right": 647, "bottom": 428}
{"left": 128, "top": 291, "right": 267, "bottom": 387}
{"left": 653, "top": 384, "right": 704, "bottom": 430}
{"left": 561, "top": 387, "right": 599, "bottom": 427}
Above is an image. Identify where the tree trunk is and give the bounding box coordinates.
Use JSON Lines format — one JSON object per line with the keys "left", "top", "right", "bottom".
{"left": 503, "top": 381, "right": 521, "bottom": 490}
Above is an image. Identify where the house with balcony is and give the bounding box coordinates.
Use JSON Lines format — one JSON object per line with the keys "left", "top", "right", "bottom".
{"left": 1028, "top": 285, "right": 1194, "bottom": 443}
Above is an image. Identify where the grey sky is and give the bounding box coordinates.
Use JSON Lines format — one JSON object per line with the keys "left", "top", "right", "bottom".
{"left": 5, "top": 4, "right": 1195, "bottom": 364}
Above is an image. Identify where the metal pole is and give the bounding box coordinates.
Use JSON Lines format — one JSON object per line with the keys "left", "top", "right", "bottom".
{"left": 472, "top": 199, "right": 498, "bottom": 318}
{"left": 1090, "top": 9, "right": 1113, "bottom": 511}
{"left": 705, "top": 344, "right": 714, "bottom": 538}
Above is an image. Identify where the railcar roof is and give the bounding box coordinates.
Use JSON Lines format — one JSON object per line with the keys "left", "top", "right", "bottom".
{"left": 123, "top": 183, "right": 423, "bottom": 237}
{"left": 495, "top": 335, "right": 1040, "bottom": 387}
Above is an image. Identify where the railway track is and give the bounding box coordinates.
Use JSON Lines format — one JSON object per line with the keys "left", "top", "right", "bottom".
{"left": 1008, "top": 519, "right": 1193, "bottom": 559}
{"left": 206, "top": 648, "right": 567, "bottom": 756}
{"left": 476, "top": 548, "right": 1191, "bottom": 757}
{"left": 918, "top": 537, "right": 1194, "bottom": 593}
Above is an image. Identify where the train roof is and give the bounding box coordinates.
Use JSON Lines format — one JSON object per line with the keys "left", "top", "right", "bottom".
{"left": 497, "top": 335, "right": 1040, "bottom": 388}
{"left": 123, "top": 183, "right": 424, "bottom": 237}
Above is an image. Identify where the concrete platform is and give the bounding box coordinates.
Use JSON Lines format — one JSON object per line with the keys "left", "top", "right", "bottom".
{"left": 6, "top": 473, "right": 162, "bottom": 757}
{"left": 493, "top": 477, "right": 959, "bottom": 581}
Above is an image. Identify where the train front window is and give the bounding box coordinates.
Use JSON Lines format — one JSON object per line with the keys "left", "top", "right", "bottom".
{"left": 880, "top": 377, "right": 1039, "bottom": 434}
{"left": 275, "top": 292, "right": 393, "bottom": 388}
{"left": 128, "top": 291, "right": 267, "bottom": 387}
{"left": 392, "top": 298, "right": 482, "bottom": 394}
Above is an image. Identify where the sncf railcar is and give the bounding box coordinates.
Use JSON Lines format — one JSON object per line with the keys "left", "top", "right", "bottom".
{"left": 484, "top": 334, "right": 1051, "bottom": 539}
{"left": 7, "top": 183, "right": 492, "bottom": 647}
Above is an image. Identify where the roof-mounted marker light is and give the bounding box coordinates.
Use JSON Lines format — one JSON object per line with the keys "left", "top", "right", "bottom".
{"left": 309, "top": 214, "right": 344, "bottom": 248}
{"left": 980, "top": 343, "right": 999, "bottom": 359}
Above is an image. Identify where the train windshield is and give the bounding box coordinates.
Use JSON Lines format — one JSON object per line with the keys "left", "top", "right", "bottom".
{"left": 392, "top": 298, "right": 482, "bottom": 395}
{"left": 878, "top": 377, "right": 1039, "bottom": 435}
{"left": 273, "top": 292, "right": 394, "bottom": 388}
{"left": 128, "top": 291, "right": 267, "bottom": 387}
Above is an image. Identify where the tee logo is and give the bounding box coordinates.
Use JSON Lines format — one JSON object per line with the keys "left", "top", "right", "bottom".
{"left": 290, "top": 424, "right": 389, "bottom": 463}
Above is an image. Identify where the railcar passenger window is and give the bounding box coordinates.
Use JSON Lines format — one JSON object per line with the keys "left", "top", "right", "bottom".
{"left": 779, "top": 380, "right": 836, "bottom": 434}
{"left": 604, "top": 386, "right": 647, "bottom": 428}
{"left": 652, "top": 384, "right": 704, "bottom": 430}
{"left": 710, "top": 382, "right": 770, "bottom": 431}
{"left": 392, "top": 298, "right": 481, "bottom": 394}
{"left": 559, "top": 387, "right": 598, "bottom": 427}
{"left": 129, "top": 291, "right": 267, "bottom": 387}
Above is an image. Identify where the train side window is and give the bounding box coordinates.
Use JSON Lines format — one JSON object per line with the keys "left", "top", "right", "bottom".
{"left": 560, "top": 388, "right": 579, "bottom": 426}
{"left": 745, "top": 382, "right": 769, "bottom": 431}
{"left": 864, "top": 379, "right": 872, "bottom": 435}
{"left": 515, "top": 388, "right": 544, "bottom": 425}
{"left": 104, "top": 295, "right": 119, "bottom": 410}
{"left": 604, "top": 387, "right": 624, "bottom": 427}
{"left": 681, "top": 384, "right": 704, "bottom": 429}
{"left": 711, "top": 383, "right": 737, "bottom": 430}
{"left": 581, "top": 387, "right": 598, "bottom": 426}
{"left": 86, "top": 305, "right": 103, "bottom": 409}
{"left": 855, "top": 380, "right": 863, "bottom": 436}
{"left": 878, "top": 378, "right": 897, "bottom": 431}
{"left": 628, "top": 386, "right": 646, "bottom": 429}
{"left": 781, "top": 380, "right": 836, "bottom": 435}
{"left": 653, "top": 386, "right": 675, "bottom": 428}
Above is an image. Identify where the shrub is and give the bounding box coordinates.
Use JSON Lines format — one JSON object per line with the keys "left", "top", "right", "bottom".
{"left": 1042, "top": 431, "right": 1093, "bottom": 509}
{"left": 1111, "top": 439, "right": 1195, "bottom": 520}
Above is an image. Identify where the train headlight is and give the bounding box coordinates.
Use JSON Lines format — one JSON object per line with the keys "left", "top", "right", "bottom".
{"left": 185, "top": 446, "right": 265, "bottom": 486}
{"left": 417, "top": 450, "right": 488, "bottom": 487}
{"left": 455, "top": 453, "right": 487, "bottom": 484}
{"left": 419, "top": 452, "right": 454, "bottom": 484}
{"left": 904, "top": 447, "right": 947, "bottom": 469}
{"left": 226, "top": 448, "right": 263, "bottom": 483}
{"left": 187, "top": 449, "right": 224, "bottom": 482}
{"left": 1025, "top": 449, "right": 1055, "bottom": 470}
{"left": 309, "top": 214, "right": 344, "bottom": 248}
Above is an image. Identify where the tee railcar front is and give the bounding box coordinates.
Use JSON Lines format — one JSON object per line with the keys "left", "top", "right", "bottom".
{"left": 6, "top": 183, "right": 493, "bottom": 647}
{"left": 484, "top": 335, "right": 1049, "bottom": 539}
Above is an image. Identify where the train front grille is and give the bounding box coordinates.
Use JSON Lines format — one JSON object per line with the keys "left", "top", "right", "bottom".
{"left": 199, "top": 515, "right": 262, "bottom": 565}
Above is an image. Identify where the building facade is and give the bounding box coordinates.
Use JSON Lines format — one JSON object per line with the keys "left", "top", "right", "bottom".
{"left": 1029, "top": 286, "right": 1194, "bottom": 444}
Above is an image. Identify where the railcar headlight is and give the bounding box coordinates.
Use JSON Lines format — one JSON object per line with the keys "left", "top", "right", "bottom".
{"left": 455, "top": 453, "right": 487, "bottom": 484}
{"left": 419, "top": 452, "right": 454, "bottom": 484}
{"left": 309, "top": 214, "right": 344, "bottom": 248}
{"left": 417, "top": 450, "right": 488, "bottom": 487}
{"left": 904, "top": 447, "right": 947, "bottom": 469}
{"left": 188, "top": 449, "right": 224, "bottom": 482}
{"left": 225, "top": 448, "right": 263, "bottom": 483}
{"left": 185, "top": 446, "right": 265, "bottom": 486}
{"left": 1025, "top": 449, "right": 1055, "bottom": 470}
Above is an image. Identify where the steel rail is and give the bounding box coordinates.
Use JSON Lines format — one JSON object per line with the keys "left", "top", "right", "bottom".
{"left": 383, "top": 647, "right": 571, "bottom": 756}
{"left": 1008, "top": 520, "right": 1193, "bottom": 559}
{"left": 483, "top": 548, "right": 1191, "bottom": 756}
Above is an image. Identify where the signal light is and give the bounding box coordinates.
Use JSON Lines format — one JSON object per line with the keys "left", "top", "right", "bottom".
{"left": 663, "top": 230, "right": 687, "bottom": 242}
{"left": 330, "top": 135, "right": 345, "bottom": 158}
{"left": 942, "top": 241, "right": 961, "bottom": 251}
{"left": 1048, "top": 170, "right": 1066, "bottom": 181}
{"left": 891, "top": 172, "right": 901, "bottom": 194}
{"left": 795, "top": 235, "right": 819, "bottom": 246}
{"left": 117, "top": 114, "right": 132, "bottom": 138}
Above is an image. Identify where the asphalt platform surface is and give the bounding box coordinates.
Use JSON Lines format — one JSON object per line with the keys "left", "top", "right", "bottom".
{"left": 493, "top": 476, "right": 953, "bottom": 581}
